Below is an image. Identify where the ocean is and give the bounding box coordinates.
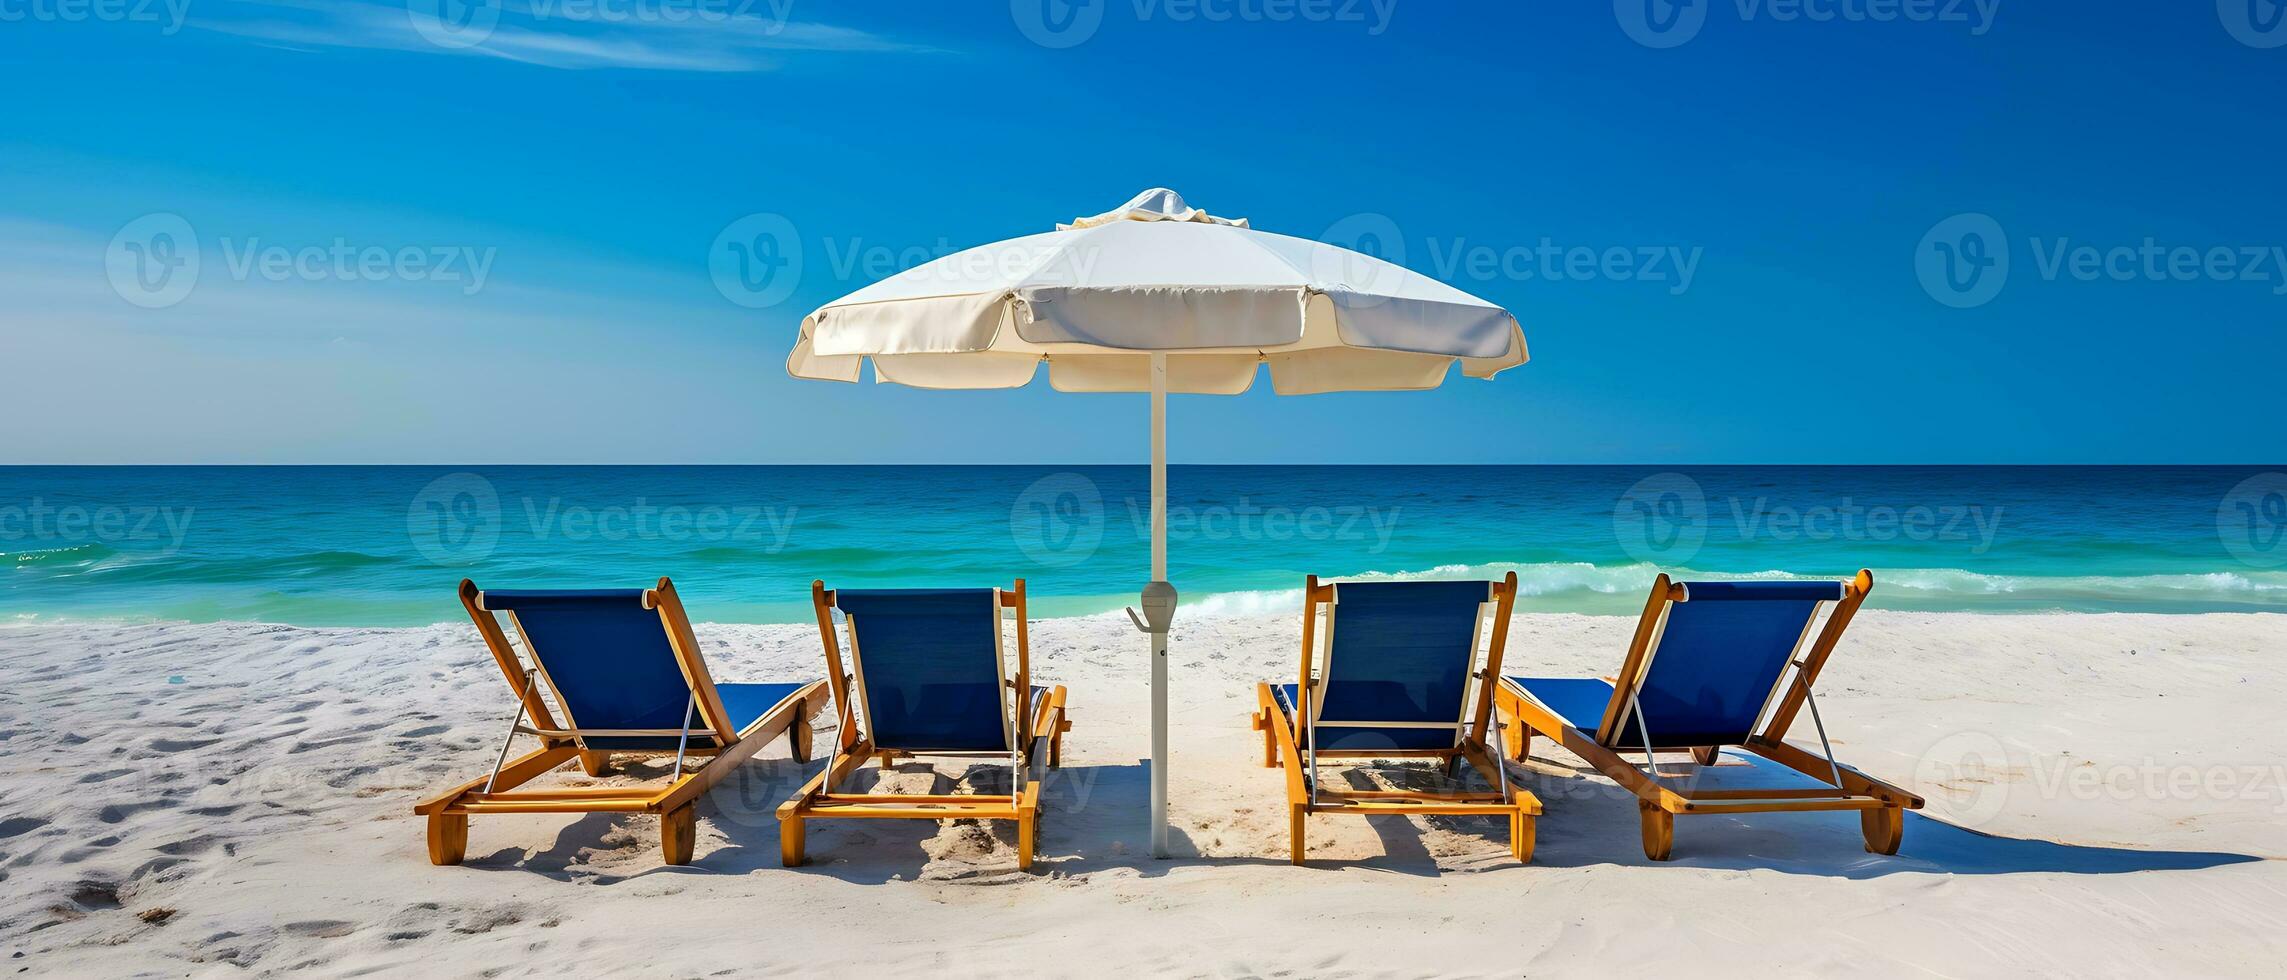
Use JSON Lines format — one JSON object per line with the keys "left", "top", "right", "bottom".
{"left": 2, "top": 465, "right": 2282, "bottom": 626}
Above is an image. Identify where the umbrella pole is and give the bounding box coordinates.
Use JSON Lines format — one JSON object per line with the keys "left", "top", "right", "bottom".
{"left": 1146, "top": 353, "right": 1172, "bottom": 858}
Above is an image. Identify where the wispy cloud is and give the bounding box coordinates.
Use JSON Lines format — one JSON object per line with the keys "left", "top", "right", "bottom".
{"left": 193, "top": 0, "right": 936, "bottom": 73}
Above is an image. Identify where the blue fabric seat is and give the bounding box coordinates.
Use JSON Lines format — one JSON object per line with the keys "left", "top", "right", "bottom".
{"left": 477, "top": 588, "right": 814, "bottom": 751}
{"left": 1270, "top": 579, "right": 1492, "bottom": 752}
{"left": 1509, "top": 579, "right": 1845, "bottom": 749}
{"left": 836, "top": 588, "right": 1015, "bottom": 753}
{"left": 1502, "top": 676, "right": 1621, "bottom": 735}
{"left": 1274, "top": 684, "right": 1457, "bottom": 750}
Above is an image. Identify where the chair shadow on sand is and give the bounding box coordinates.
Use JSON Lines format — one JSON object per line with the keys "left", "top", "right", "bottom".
{"left": 470, "top": 751, "right": 2260, "bottom": 883}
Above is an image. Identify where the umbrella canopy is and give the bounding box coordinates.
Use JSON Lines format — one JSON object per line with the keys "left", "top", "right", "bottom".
{"left": 788, "top": 188, "right": 1529, "bottom": 859}
{"left": 788, "top": 188, "right": 1528, "bottom": 393}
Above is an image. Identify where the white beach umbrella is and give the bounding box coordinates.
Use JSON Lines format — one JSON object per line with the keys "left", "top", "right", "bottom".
{"left": 788, "top": 188, "right": 1529, "bottom": 857}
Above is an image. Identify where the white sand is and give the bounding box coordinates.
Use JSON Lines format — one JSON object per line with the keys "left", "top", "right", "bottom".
{"left": 2, "top": 610, "right": 2283, "bottom": 977}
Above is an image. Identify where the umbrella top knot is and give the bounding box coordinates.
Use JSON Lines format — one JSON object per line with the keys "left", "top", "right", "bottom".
{"left": 1059, "top": 187, "right": 1250, "bottom": 231}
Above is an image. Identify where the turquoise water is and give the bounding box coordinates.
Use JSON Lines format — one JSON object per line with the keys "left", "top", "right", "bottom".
{"left": 2, "top": 466, "right": 2283, "bottom": 626}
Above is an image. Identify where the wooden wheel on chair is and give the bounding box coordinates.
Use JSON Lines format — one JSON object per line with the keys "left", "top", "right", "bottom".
{"left": 1861, "top": 806, "right": 1904, "bottom": 855}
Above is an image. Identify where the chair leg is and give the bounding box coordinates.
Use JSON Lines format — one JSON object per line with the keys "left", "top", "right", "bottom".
{"left": 426, "top": 812, "right": 467, "bottom": 866}
{"left": 1505, "top": 720, "right": 1530, "bottom": 763}
{"left": 1510, "top": 810, "right": 1536, "bottom": 864}
{"left": 1017, "top": 810, "right": 1038, "bottom": 871}
{"left": 789, "top": 715, "right": 813, "bottom": 763}
{"left": 1256, "top": 708, "right": 1279, "bottom": 768}
{"left": 1861, "top": 806, "right": 1904, "bottom": 855}
{"left": 780, "top": 814, "right": 806, "bottom": 867}
{"left": 1288, "top": 805, "right": 1307, "bottom": 865}
{"left": 1639, "top": 804, "right": 1674, "bottom": 861}
{"left": 1049, "top": 717, "right": 1065, "bottom": 769}
{"left": 661, "top": 803, "right": 697, "bottom": 865}
{"left": 577, "top": 751, "right": 611, "bottom": 776}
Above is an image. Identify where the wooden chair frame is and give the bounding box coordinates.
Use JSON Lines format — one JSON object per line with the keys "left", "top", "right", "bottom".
{"left": 1492, "top": 569, "right": 1924, "bottom": 860}
{"left": 1251, "top": 572, "right": 1541, "bottom": 865}
{"left": 415, "top": 577, "right": 829, "bottom": 866}
{"left": 778, "top": 579, "right": 1071, "bottom": 871}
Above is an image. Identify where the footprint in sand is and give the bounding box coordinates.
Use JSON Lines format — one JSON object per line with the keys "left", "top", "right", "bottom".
{"left": 155, "top": 835, "right": 220, "bottom": 856}
{"left": 282, "top": 920, "right": 356, "bottom": 939}
{"left": 149, "top": 737, "right": 222, "bottom": 753}
{"left": 99, "top": 801, "right": 176, "bottom": 824}
{"left": 70, "top": 881, "right": 122, "bottom": 910}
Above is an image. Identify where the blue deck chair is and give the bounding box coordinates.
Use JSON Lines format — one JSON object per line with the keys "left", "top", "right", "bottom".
{"left": 1252, "top": 574, "right": 1541, "bottom": 865}
{"left": 777, "top": 579, "right": 1071, "bottom": 871}
{"left": 1495, "top": 570, "right": 1923, "bottom": 860}
{"left": 415, "top": 578, "right": 828, "bottom": 866}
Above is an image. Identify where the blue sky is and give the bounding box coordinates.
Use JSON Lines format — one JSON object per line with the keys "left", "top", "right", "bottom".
{"left": 1, "top": 1, "right": 2281, "bottom": 464}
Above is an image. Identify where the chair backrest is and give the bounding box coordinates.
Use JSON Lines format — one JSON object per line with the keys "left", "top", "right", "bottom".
{"left": 833, "top": 588, "right": 1011, "bottom": 753}
{"left": 467, "top": 582, "right": 731, "bottom": 746}
{"left": 1602, "top": 579, "right": 1848, "bottom": 749}
{"left": 1308, "top": 579, "right": 1498, "bottom": 749}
